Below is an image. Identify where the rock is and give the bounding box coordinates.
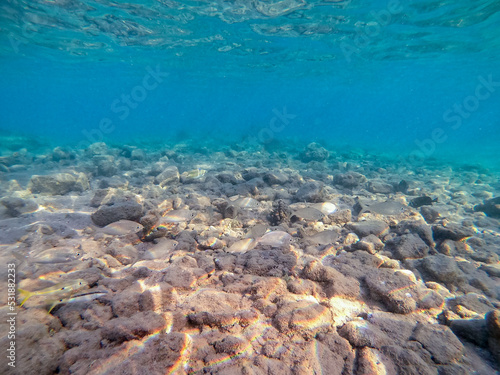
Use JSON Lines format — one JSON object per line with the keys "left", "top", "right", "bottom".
{"left": 356, "top": 347, "right": 397, "bottom": 375}
{"left": 421, "top": 255, "right": 464, "bottom": 285}
{"left": 381, "top": 345, "right": 438, "bottom": 375}
{"left": 51, "top": 146, "right": 75, "bottom": 162}
{"left": 294, "top": 181, "right": 326, "bottom": 203}
{"left": 474, "top": 197, "right": 500, "bottom": 218}
{"left": 329, "top": 209, "right": 352, "bottom": 225}
{"left": 338, "top": 320, "right": 391, "bottom": 349}
{"left": 273, "top": 299, "right": 331, "bottom": 337}
{"left": 110, "top": 289, "right": 141, "bottom": 318}
{"left": 185, "top": 289, "right": 255, "bottom": 329}
{"left": 85, "top": 142, "right": 108, "bottom": 156}
{"left": 101, "top": 311, "right": 167, "bottom": 343}
{"left": 268, "top": 199, "right": 291, "bottom": 225}
{"left": 91, "top": 201, "right": 143, "bottom": 227}
{"left": 301, "top": 260, "right": 360, "bottom": 299}
{"left": 394, "top": 221, "right": 435, "bottom": 247}
{"left": 130, "top": 149, "right": 146, "bottom": 160}
{"left": 155, "top": 166, "right": 179, "bottom": 187}
{"left": 300, "top": 142, "right": 329, "bottom": 162}
{"left": 486, "top": 310, "right": 500, "bottom": 363}
{"left": 109, "top": 244, "right": 138, "bottom": 265}
{"left": 0, "top": 196, "right": 38, "bottom": 217}
{"left": 242, "top": 167, "right": 261, "bottom": 181}
{"left": 448, "top": 293, "right": 495, "bottom": 316}
{"left": 214, "top": 336, "right": 247, "bottom": 355}
{"left": 216, "top": 172, "right": 239, "bottom": 184}
{"left": 29, "top": 172, "right": 89, "bottom": 195}
{"left": 450, "top": 318, "right": 489, "bottom": 347}
{"left": 352, "top": 234, "right": 384, "bottom": 254}
{"left": 236, "top": 249, "right": 297, "bottom": 277}
{"left": 263, "top": 171, "right": 289, "bottom": 185}
{"left": 105, "top": 333, "right": 189, "bottom": 373}
{"left": 420, "top": 206, "right": 440, "bottom": 223}
{"left": 486, "top": 310, "right": 500, "bottom": 338}
{"left": 479, "top": 264, "right": 500, "bottom": 278}
{"left": 94, "top": 156, "right": 117, "bottom": 177}
{"left": 432, "top": 223, "right": 475, "bottom": 241}
{"left": 301, "top": 260, "right": 338, "bottom": 282}
{"left": 161, "top": 266, "right": 199, "bottom": 289}
{"left": 346, "top": 220, "right": 389, "bottom": 238}
{"left": 410, "top": 323, "right": 464, "bottom": 364}
{"left": 313, "top": 340, "right": 351, "bottom": 375}
{"left": 333, "top": 172, "right": 367, "bottom": 188}
{"left": 385, "top": 233, "right": 429, "bottom": 260}
{"left": 287, "top": 278, "right": 318, "bottom": 296}
{"left": 367, "top": 180, "right": 393, "bottom": 194}
{"left": 365, "top": 269, "right": 420, "bottom": 314}
{"left": 469, "top": 251, "right": 499, "bottom": 264}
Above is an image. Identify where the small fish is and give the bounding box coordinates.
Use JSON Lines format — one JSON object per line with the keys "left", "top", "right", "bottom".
{"left": 227, "top": 238, "right": 256, "bottom": 253}
{"left": 306, "top": 230, "right": 340, "bottom": 245}
{"left": 311, "top": 202, "right": 337, "bottom": 215}
{"left": 185, "top": 168, "right": 207, "bottom": 179}
{"left": 292, "top": 207, "right": 325, "bottom": 221}
{"left": 161, "top": 209, "right": 197, "bottom": 223}
{"left": 232, "top": 197, "right": 260, "bottom": 209}
{"left": 18, "top": 279, "right": 88, "bottom": 307}
{"left": 409, "top": 196, "right": 438, "bottom": 208}
{"left": 28, "top": 247, "right": 83, "bottom": 264}
{"left": 47, "top": 291, "right": 108, "bottom": 312}
{"left": 143, "top": 239, "right": 179, "bottom": 260}
{"left": 257, "top": 231, "right": 293, "bottom": 247}
{"left": 247, "top": 224, "right": 268, "bottom": 239}
{"left": 363, "top": 201, "right": 409, "bottom": 215}
{"left": 101, "top": 220, "right": 144, "bottom": 236}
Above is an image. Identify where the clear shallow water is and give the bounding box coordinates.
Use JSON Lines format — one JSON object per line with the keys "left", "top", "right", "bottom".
{"left": 0, "top": 0, "right": 499, "bottom": 170}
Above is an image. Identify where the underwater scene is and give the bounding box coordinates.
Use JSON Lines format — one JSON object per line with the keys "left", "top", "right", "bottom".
{"left": 1, "top": 0, "right": 500, "bottom": 374}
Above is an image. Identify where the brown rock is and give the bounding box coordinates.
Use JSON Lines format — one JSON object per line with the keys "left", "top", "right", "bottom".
{"left": 273, "top": 299, "right": 331, "bottom": 337}
{"left": 101, "top": 311, "right": 167, "bottom": 343}
{"left": 410, "top": 323, "right": 464, "bottom": 364}
{"left": 339, "top": 320, "right": 392, "bottom": 349}
{"left": 356, "top": 347, "right": 397, "bottom": 375}
{"left": 365, "top": 269, "right": 419, "bottom": 314}
{"left": 381, "top": 345, "right": 438, "bottom": 375}
{"left": 346, "top": 220, "right": 389, "bottom": 238}
{"left": 385, "top": 233, "right": 429, "bottom": 260}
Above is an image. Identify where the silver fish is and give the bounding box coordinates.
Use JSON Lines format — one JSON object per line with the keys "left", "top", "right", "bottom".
{"left": 101, "top": 220, "right": 144, "bottom": 236}
{"left": 29, "top": 247, "right": 83, "bottom": 264}
{"left": 257, "top": 231, "right": 293, "bottom": 247}
{"left": 306, "top": 230, "right": 340, "bottom": 245}
{"left": 363, "top": 201, "right": 409, "bottom": 216}
{"left": 292, "top": 207, "right": 325, "bottom": 221}
{"left": 227, "top": 238, "right": 256, "bottom": 253}
{"left": 46, "top": 291, "right": 108, "bottom": 312}
{"left": 247, "top": 224, "right": 268, "bottom": 239}
{"left": 161, "top": 209, "right": 197, "bottom": 223}
{"left": 184, "top": 168, "right": 207, "bottom": 179}
{"left": 143, "top": 239, "right": 179, "bottom": 260}
{"left": 232, "top": 197, "right": 260, "bottom": 209}
{"left": 311, "top": 202, "right": 338, "bottom": 215}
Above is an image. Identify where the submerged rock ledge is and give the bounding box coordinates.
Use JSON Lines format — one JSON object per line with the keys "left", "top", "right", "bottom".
{"left": 0, "top": 142, "right": 499, "bottom": 375}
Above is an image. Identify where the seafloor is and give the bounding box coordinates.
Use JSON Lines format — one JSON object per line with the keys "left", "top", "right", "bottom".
{"left": 1, "top": 140, "right": 500, "bottom": 375}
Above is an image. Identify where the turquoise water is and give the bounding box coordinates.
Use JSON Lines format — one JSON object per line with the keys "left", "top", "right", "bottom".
{"left": 0, "top": 0, "right": 499, "bottom": 169}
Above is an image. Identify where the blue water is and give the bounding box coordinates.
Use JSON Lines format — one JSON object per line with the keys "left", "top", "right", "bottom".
{"left": 1, "top": 0, "right": 499, "bottom": 169}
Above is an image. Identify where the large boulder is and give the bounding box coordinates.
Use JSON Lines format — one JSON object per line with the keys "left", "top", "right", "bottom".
{"left": 29, "top": 172, "right": 89, "bottom": 195}
{"left": 91, "top": 201, "right": 143, "bottom": 227}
